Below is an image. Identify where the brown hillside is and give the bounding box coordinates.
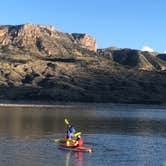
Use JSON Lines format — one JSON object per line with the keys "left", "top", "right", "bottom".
{"left": 0, "top": 24, "right": 166, "bottom": 104}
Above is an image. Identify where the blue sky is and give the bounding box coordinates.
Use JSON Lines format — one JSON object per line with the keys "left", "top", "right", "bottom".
{"left": 0, "top": 0, "right": 165, "bottom": 53}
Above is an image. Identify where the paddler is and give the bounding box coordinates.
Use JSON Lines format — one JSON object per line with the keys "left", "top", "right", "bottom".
{"left": 66, "top": 124, "right": 76, "bottom": 146}
{"left": 66, "top": 124, "right": 76, "bottom": 139}
{"left": 74, "top": 135, "right": 84, "bottom": 147}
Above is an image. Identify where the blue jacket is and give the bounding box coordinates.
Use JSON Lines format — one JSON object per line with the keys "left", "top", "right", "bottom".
{"left": 69, "top": 126, "right": 75, "bottom": 134}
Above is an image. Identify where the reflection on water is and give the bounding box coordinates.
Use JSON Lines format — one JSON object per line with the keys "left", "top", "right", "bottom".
{"left": 0, "top": 104, "right": 166, "bottom": 137}
{"left": 0, "top": 133, "right": 165, "bottom": 166}
{"left": 0, "top": 104, "right": 166, "bottom": 166}
{"left": 65, "top": 152, "right": 83, "bottom": 166}
{"left": 75, "top": 152, "right": 83, "bottom": 166}
{"left": 65, "top": 152, "right": 71, "bottom": 166}
{"left": 0, "top": 106, "right": 96, "bottom": 137}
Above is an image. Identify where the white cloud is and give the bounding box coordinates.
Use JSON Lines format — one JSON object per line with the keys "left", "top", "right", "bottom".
{"left": 163, "top": 51, "right": 166, "bottom": 54}
{"left": 141, "top": 46, "right": 154, "bottom": 52}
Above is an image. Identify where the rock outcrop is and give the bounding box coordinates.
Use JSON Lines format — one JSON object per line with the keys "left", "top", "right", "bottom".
{"left": 97, "top": 47, "right": 166, "bottom": 71}
{"left": 0, "top": 24, "right": 97, "bottom": 57}
{"left": 71, "top": 33, "right": 96, "bottom": 52}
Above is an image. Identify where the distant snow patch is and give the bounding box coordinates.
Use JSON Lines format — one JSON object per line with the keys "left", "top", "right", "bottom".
{"left": 141, "top": 46, "right": 154, "bottom": 52}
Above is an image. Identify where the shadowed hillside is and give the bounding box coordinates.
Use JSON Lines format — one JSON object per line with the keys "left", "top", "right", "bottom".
{"left": 0, "top": 24, "right": 166, "bottom": 104}
{"left": 97, "top": 47, "right": 166, "bottom": 70}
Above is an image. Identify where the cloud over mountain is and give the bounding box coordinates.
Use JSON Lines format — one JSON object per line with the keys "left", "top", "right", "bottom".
{"left": 141, "top": 46, "right": 154, "bottom": 52}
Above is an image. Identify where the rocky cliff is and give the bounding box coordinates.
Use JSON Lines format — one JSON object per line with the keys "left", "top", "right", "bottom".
{"left": 0, "top": 24, "right": 166, "bottom": 104}
{"left": 0, "top": 24, "right": 96, "bottom": 56}
{"left": 71, "top": 33, "right": 96, "bottom": 52}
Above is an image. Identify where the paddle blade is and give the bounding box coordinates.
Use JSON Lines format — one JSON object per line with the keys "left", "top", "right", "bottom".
{"left": 64, "top": 118, "right": 70, "bottom": 125}
{"left": 54, "top": 138, "right": 60, "bottom": 142}
{"left": 73, "top": 132, "right": 82, "bottom": 137}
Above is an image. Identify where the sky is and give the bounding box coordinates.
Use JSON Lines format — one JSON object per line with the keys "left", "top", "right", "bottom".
{"left": 0, "top": 0, "right": 165, "bottom": 53}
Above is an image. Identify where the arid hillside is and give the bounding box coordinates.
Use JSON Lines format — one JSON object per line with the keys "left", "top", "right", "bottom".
{"left": 98, "top": 47, "right": 166, "bottom": 70}
{"left": 0, "top": 24, "right": 166, "bottom": 104}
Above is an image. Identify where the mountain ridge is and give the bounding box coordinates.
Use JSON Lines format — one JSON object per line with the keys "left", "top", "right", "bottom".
{"left": 97, "top": 47, "right": 166, "bottom": 71}
{"left": 0, "top": 23, "right": 166, "bottom": 104}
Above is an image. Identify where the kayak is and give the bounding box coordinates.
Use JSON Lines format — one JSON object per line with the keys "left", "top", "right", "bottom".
{"left": 59, "top": 144, "right": 92, "bottom": 153}
{"left": 54, "top": 138, "right": 76, "bottom": 143}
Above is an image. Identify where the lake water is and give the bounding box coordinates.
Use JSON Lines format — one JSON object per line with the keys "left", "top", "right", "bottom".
{"left": 0, "top": 103, "right": 166, "bottom": 166}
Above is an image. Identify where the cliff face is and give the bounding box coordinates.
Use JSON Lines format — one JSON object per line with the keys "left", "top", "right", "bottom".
{"left": 71, "top": 33, "right": 96, "bottom": 52}
{"left": 0, "top": 24, "right": 54, "bottom": 46}
{"left": 0, "top": 24, "right": 97, "bottom": 57}
{"left": 0, "top": 24, "right": 166, "bottom": 104}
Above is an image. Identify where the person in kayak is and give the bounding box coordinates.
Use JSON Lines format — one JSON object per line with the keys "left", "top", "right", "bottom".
{"left": 74, "top": 135, "right": 84, "bottom": 147}
{"left": 66, "top": 124, "right": 76, "bottom": 139}
{"left": 66, "top": 124, "right": 76, "bottom": 146}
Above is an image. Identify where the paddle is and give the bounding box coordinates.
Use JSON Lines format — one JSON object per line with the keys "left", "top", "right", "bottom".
{"left": 54, "top": 138, "right": 76, "bottom": 143}
{"left": 64, "top": 118, "right": 82, "bottom": 137}
{"left": 54, "top": 138, "right": 61, "bottom": 142}
{"left": 64, "top": 118, "right": 70, "bottom": 125}
{"left": 73, "top": 132, "right": 82, "bottom": 137}
{"left": 54, "top": 118, "right": 80, "bottom": 144}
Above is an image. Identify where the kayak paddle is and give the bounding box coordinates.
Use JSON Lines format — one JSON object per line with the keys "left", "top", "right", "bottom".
{"left": 54, "top": 138, "right": 76, "bottom": 143}
{"left": 64, "top": 118, "right": 70, "bottom": 125}
{"left": 64, "top": 118, "right": 82, "bottom": 137}
{"left": 73, "top": 132, "right": 82, "bottom": 137}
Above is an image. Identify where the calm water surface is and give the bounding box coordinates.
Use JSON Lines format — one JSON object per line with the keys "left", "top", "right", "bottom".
{"left": 0, "top": 103, "right": 166, "bottom": 166}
